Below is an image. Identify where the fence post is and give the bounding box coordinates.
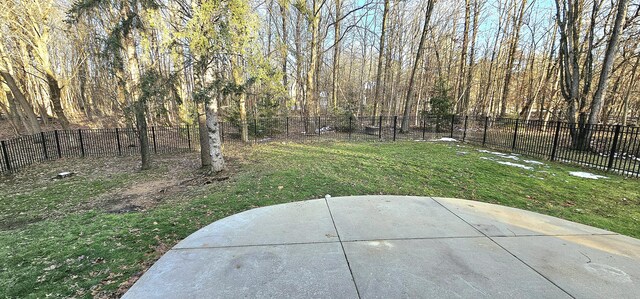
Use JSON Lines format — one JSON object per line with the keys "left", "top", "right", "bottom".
{"left": 186, "top": 124, "right": 191, "bottom": 150}
{"left": 40, "top": 132, "right": 48, "bottom": 160}
{"left": 54, "top": 130, "right": 62, "bottom": 158}
{"left": 286, "top": 117, "right": 289, "bottom": 138}
{"left": 550, "top": 121, "right": 561, "bottom": 161}
{"left": 482, "top": 117, "right": 489, "bottom": 146}
{"left": 450, "top": 115, "right": 455, "bottom": 138}
{"left": 151, "top": 126, "right": 157, "bottom": 154}
{"left": 115, "top": 128, "right": 122, "bottom": 156}
{"left": 393, "top": 116, "right": 398, "bottom": 141}
{"left": 317, "top": 116, "right": 321, "bottom": 136}
{"left": 1, "top": 140, "right": 11, "bottom": 171}
{"left": 512, "top": 119, "right": 519, "bottom": 150}
{"left": 462, "top": 116, "right": 468, "bottom": 142}
{"left": 378, "top": 116, "right": 383, "bottom": 140}
{"left": 78, "top": 129, "right": 85, "bottom": 157}
{"left": 422, "top": 118, "right": 426, "bottom": 140}
{"left": 349, "top": 116, "right": 352, "bottom": 140}
{"left": 607, "top": 125, "right": 622, "bottom": 170}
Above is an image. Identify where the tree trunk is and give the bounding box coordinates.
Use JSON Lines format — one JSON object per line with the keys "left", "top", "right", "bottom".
{"left": 122, "top": 2, "right": 150, "bottom": 170}
{"left": 45, "top": 72, "right": 70, "bottom": 130}
{"left": 481, "top": 0, "right": 507, "bottom": 116}
{"left": 280, "top": 1, "right": 289, "bottom": 107}
{"left": 267, "top": 0, "right": 273, "bottom": 58}
{"left": 295, "top": 9, "right": 304, "bottom": 116}
{"left": 588, "top": 0, "right": 628, "bottom": 125}
{"left": 357, "top": 20, "right": 370, "bottom": 117}
{"left": 304, "top": 0, "right": 321, "bottom": 119}
{"left": 0, "top": 71, "right": 40, "bottom": 134}
{"left": 198, "top": 111, "right": 211, "bottom": 167}
{"left": 622, "top": 53, "right": 640, "bottom": 126}
{"left": 239, "top": 92, "right": 249, "bottom": 143}
{"left": 0, "top": 92, "right": 19, "bottom": 135}
{"left": 331, "top": 0, "right": 341, "bottom": 111}
{"left": 380, "top": 9, "right": 395, "bottom": 120}
{"left": 462, "top": 0, "right": 480, "bottom": 116}
{"left": 499, "top": 0, "right": 527, "bottom": 117}
{"left": 372, "top": 0, "right": 390, "bottom": 124}
{"left": 134, "top": 102, "right": 151, "bottom": 170}
{"left": 114, "top": 65, "right": 131, "bottom": 122}
{"left": 401, "top": 0, "right": 436, "bottom": 133}
{"left": 456, "top": 0, "right": 471, "bottom": 112}
{"left": 232, "top": 61, "right": 249, "bottom": 143}
{"left": 206, "top": 97, "right": 225, "bottom": 173}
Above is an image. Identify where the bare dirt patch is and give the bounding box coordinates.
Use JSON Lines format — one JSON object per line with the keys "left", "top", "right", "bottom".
{"left": 1, "top": 150, "right": 244, "bottom": 229}
{"left": 82, "top": 160, "right": 238, "bottom": 214}
{"left": 96, "top": 159, "right": 238, "bottom": 214}
{"left": 96, "top": 179, "right": 181, "bottom": 214}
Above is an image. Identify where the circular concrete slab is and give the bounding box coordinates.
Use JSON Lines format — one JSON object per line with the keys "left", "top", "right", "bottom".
{"left": 124, "top": 196, "right": 640, "bottom": 298}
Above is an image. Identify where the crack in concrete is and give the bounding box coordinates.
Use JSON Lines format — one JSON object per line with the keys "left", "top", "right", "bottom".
{"left": 324, "top": 197, "right": 362, "bottom": 299}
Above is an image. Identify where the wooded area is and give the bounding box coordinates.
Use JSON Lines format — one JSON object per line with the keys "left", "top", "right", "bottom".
{"left": 1, "top": 0, "right": 639, "bottom": 169}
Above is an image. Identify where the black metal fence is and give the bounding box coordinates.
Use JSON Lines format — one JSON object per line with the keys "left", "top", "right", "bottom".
{"left": 219, "top": 115, "right": 455, "bottom": 144}
{"left": 1, "top": 115, "right": 639, "bottom": 177}
{"left": 0, "top": 126, "right": 194, "bottom": 174}
{"left": 461, "top": 116, "right": 640, "bottom": 177}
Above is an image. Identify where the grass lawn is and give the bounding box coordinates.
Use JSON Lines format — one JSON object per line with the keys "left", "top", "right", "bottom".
{"left": 1, "top": 141, "right": 639, "bottom": 297}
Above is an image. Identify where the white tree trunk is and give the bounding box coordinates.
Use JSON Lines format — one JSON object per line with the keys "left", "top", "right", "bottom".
{"left": 206, "top": 98, "right": 225, "bottom": 173}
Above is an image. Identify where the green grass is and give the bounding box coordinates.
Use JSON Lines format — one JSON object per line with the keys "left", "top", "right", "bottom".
{"left": 0, "top": 141, "right": 639, "bottom": 298}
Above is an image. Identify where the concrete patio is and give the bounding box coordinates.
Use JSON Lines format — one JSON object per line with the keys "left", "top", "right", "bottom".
{"left": 124, "top": 196, "right": 640, "bottom": 298}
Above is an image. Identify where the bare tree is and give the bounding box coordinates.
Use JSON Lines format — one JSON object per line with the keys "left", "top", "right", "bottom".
{"left": 372, "top": 0, "right": 390, "bottom": 124}
{"left": 401, "top": 0, "right": 437, "bottom": 133}
{"left": 331, "top": 0, "right": 342, "bottom": 110}
{"left": 556, "top": 0, "right": 629, "bottom": 148}
{"left": 588, "top": 0, "right": 629, "bottom": 125}
{"left": 499, "top": 0, "right": 527, "bottom": 117}
{"left": 455, "top": 0, "right": 471, "bottom": 112}
{"left": 462, "top": 0, "right": 481, "bottom": 115}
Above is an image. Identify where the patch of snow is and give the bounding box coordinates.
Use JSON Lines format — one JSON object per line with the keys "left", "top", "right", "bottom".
{"left": 434, "top": 137, "right": 458, "bottom": 142}
{"left": 477, "top": 149, "right": 520, "bottom": 160}
{"left": 481, "top": 156, "right": 533, "bottom": 170}
{"left": 523, "top": 160, "right": 545, "bottom": 165}
{"left": 414, "top": 140, "right": 426, "bottom": 142}
{"left": 569, "top": 172, "right": 608, "bottom": 180}
{"left": 558, "top": 160, "right": 638, "bottom": 176}
{"left": 325, "top": 194, "right": 332, "bottom": 199}
{"left": 478, "top": 149, "right": 503, "bottom": 155}
{"left": 315, "top": 126, "right": 334, "bottom": 134}
{"left": 496, "top": 161, "right": 534, "bottom": 170}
